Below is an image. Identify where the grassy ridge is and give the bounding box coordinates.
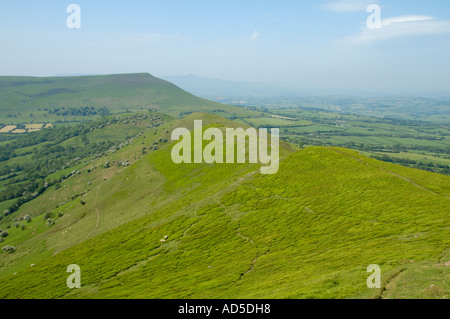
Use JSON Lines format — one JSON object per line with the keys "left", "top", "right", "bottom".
{"left": 0, "top": 73, "right": 251, "bottom": 124}
{"left": 0, "top": 114, "right": 448, "bottom": 299}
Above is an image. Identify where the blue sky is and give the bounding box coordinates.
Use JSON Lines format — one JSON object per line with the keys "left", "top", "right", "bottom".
{"left": 1, "top": 0, "right": 449, "bottom": 94}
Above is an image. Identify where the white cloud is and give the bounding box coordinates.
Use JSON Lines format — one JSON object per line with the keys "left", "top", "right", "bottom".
{"left": 381, "top": 15, "right": 433, "bottom": 26}
{"left": 343, "top": 16, "right": 450, "bottom": 44}
{"left": 250, "top": 30, "right": 260, "bottom": 41}
{"left": 240, "top": 30, "right": 260, "bottom": 41}
{"left": 322, "top": 0, "right": 376, "bottom": 13}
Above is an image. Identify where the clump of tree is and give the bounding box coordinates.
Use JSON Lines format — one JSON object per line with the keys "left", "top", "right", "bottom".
{"left": 2, "top": 245, "right": 16, "bottom": 254}
{"left": 48, "top": 106, "right": 110, "bottom": 117}
{"left": 43, "top": 212, "right": 53, "bottom": 220}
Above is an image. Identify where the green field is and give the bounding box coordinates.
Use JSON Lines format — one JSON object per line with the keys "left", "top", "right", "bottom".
{"left": 243, "top": 117, "right": 312, "bottom": 127}
{"left": 243, "top": 106, "right": 450, "bottom": 175}
{"left": 231, "top": 96, "right": 450, "bottom": 123}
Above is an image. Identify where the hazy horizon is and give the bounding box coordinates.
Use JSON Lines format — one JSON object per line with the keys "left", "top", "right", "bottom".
{"left": 1, "top": 0, "right": 450, "bottom": 95}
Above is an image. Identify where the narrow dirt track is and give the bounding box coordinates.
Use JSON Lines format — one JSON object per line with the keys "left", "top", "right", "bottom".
{"left": 78, "top": 183, "right": 102, "bottom": 243}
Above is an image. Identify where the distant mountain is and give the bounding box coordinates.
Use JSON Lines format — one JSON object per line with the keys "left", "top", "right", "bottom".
{"left": 162, "top": 75, "right": 450, "bottom": 123}
{"left": 163, "top": 74, "right": 450, "bottom": 101}
{"left": 160, "top": 75, "right": 401, "bottom": 99}
{"left": 0, "top": 73, "right": 227, "bottom": 118}
{"left": 161, "top": 74, "right": 310, "bottom": 100}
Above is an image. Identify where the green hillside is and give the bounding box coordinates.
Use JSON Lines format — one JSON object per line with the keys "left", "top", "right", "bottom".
{"left": 0, "top": 113, "right": 448, "bottom": 299}
{"left": 0, "top": 73, "right": 250, "bottom": 124}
